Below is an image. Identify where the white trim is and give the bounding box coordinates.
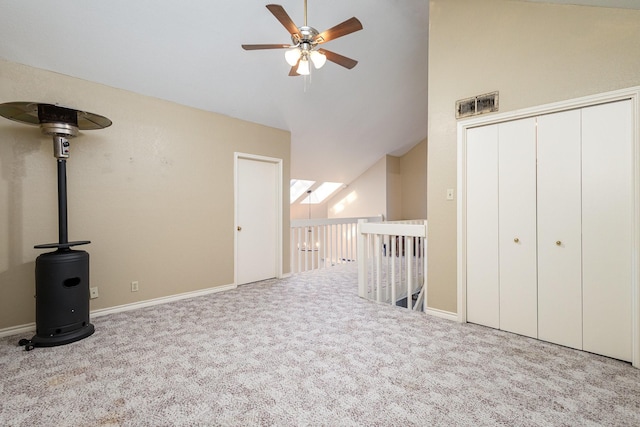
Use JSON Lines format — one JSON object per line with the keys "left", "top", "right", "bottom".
{"left": 234, "top": 153, "right": 284, "bottom": 285}
{"left": 0, "top": 283, "right": 236, "bottom": 338}
{"left": 0, "top": 323, "right": 37, "bottom": 338}
{"left": 456, "top": 86, "right": 640, "bottom": 368}
{"left": 91, "top": 283, "right": 237, "bottom": 318}
{"left": 359, "top": 221, "right": 427, "bottom": 238}
{"left": 424, "top": 307, "right": 458, "bottom": 322}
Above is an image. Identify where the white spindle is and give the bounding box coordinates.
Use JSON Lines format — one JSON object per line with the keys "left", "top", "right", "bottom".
{"left": 298, "top": 226, "right": 302, "bottom": 273}
{"left": 407, "top": 236, "right": 413, "bottom": 309}
{"left": 340, "top": 223, "right": 345, "bottom": 263}
{"left": 357, "top": 219, "right": 367, "bottom": 298}
{"left": 391, "top": 235, "right": 397, "bottom": 306}
{"left": 330, "top": 224, "right": 334, "bottom": 266}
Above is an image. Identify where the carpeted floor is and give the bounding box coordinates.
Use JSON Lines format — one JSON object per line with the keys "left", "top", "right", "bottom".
{"left": 1, "top": 263, "right": 639, "bottom": 426}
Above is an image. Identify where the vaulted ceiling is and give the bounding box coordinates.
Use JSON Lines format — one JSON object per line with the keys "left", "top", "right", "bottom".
{"left": 0, "top": 1, "right": 637, "bottom": 186}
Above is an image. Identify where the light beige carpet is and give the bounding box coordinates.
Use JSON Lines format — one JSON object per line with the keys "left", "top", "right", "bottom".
{"left": 1, "top": 263, "right": 639, "bottom": 426}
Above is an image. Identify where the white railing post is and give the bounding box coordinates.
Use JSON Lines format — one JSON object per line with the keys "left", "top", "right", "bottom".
{"left": 422, "top": 220, "right": 428, "bottom": 309}
{"left": 357, "top": 219, "right": 368, "bottom": 298}
{"left": 289, "top": 227, "right": 296, "bottom": 274}
{"left": 322, "top": 225, "right": 327, "bottom": 268}
{"left": 407, "top": 236, "right": 413, "bottom": 309}
{"left": 391, "top": 235, "right": 397, "bottom": 307}
{"left": 374, "top": 234, "right": 381, "bottom": 302}
{"left": 357, "top": 219, "right": 427, "bottom": 310}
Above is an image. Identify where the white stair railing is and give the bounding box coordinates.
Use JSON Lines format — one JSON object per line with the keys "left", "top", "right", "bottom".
{"left": 357, "top": 220, "right": 427, "bottom": 311}
{"left": 290, "top": 216, "right": 383, "bottom": 274}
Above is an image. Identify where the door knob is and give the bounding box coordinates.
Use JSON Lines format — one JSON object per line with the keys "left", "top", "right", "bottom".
{"left": 514, "top": 237, "right": 519, "bottom": 243}
{"left": 556, "top": 240, "right": 562, "bottom": 246}
{"left": 237, "top": 226, "right": 242, "bottom": 231}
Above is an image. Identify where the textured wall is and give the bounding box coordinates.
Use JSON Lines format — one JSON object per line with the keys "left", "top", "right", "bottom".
{"left": 400, "top": 138, "right": 427, "bottom": 220}
{"left": 427, "top": 0, "right": 640, "bottom": 313}
{"left": 0, "top": 59, "right": 290, "bottom": 329}
{"left": 327, "top": 156, "right": 387, "bottom": 219}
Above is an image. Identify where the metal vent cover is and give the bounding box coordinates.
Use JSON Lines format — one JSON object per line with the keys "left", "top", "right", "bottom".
{"left": 456, "top": 91, "right": 499, "bottom": 119}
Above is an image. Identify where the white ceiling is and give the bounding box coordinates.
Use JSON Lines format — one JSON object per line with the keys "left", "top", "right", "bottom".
{"left": 0, "top": 0, "right": 428, "bottom": 185}
{"left": 0, "top": 1, "right": 637, "bottom": 186}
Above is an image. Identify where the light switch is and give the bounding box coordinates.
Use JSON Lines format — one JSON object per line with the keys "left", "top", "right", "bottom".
{"left": 446, "top": 188, "right": 454, "bottom": 200}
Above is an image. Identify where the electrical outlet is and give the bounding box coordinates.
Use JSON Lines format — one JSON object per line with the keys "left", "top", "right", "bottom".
{"left": 131, "top": 281, "right": 139, "bottom": 292}
{"left": 90, "top": 287, "right": 99, "bottom": 299}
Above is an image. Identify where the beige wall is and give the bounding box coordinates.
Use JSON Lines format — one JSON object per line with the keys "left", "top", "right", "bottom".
{"left": 400, "top": 138, "right": 427, "bottom": 220}
{"left": 326, "top": 140, "right": 427, "bottom": 220}
{"left": 427, "top": 0, "right": 640, "bottom": 313}
{"left": 385, "top": 156, "right": 402, "bottom": 221}
{"left": 327, "top": 156, "right": 387, "bottom": 219}
{"left": 290, "top": 201, "right": 327, "bottom": 220}
{"left": 0, "top": 59, "right": 291, "bottom": 330}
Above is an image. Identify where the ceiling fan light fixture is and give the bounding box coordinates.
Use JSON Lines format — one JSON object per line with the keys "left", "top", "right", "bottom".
{"left": 296, "top": 57, "right": 310, "bottom": 75}
{"left": 310, "top": 50, "right": 327, "bottom": 69}
{"left": 242, "top": 3, "right": 363, "bottom": 76}
{"left": 285, "top": 47, "right": 301, "bottom": 66}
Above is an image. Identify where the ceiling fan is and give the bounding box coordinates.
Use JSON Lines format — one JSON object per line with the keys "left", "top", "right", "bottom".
{"left": 242, "top": 1, "right": 363, "bottom": 76}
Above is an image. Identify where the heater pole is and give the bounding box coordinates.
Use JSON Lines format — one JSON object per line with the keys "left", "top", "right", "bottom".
{"left": 57, "top": 159, "right": 68, "bottom": 245}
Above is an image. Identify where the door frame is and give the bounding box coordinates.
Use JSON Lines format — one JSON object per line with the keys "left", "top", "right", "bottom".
{"left": 456, "top": 86, "right": 640, "bottom": 368}
{"left": 234, "top": 152, "right": 283, "bottom": 285}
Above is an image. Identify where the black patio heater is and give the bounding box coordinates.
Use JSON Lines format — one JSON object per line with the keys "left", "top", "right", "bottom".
{"left": 0, "top": 102, "right": 112, "bottom": 351}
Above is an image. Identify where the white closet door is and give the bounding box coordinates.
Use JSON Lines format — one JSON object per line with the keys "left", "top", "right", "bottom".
{"left": 466, "top": 124, "right": 500, "bottom": 329}
{"left": 498, "top": 118, "right": 538, "bottom": 338}
{"left": 537, "top": 109, "right": 583, "bottom": 350}
{"left": 582, "top": 100, "right": 633, "bottom": 362}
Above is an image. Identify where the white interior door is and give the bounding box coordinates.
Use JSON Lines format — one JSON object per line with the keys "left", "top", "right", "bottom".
{"left": 235, "top": 155, "right": 280, "bottom": 285}
{"left": 498, "top": 118, "right": 538, "bottom": 338}
{"left": 537, "top": 109, "right": 583, "bottom": 350}
{"left": 465, "top": 124, "right": 500, "bottom": 329}
{"left": 582, "top": 100, "right": 633, "bottom": 361}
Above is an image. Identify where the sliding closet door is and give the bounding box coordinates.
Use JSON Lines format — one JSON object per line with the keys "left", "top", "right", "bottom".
{"left": 582, "top": 100, "right": 633, "bottom": 362}
{"left": 537, "top": 109, "right": 583, "bottom": 350}
{"left": 498, "top": 118, "right": 538, "bottom": 338}
{"left": 466, "top": 124, "right": 500, "bottom": 329}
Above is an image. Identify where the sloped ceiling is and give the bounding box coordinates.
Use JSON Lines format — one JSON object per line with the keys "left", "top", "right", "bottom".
{"left": 0, "top": 0, "right": 428, "bottom": 186}
{"left": 1, "top": 1, "right": 637, "bottom": 186}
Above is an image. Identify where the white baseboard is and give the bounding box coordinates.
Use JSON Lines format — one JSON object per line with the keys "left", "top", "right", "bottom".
{"left": 0, "top": 323, "right": 37, "bottom": 339}
{"left": 0, "top": 283, "right": 236, "bottom": 339}
{"left": 424, "top": 306, "right": 459, "bottom": 322}
{"left": 91, "top": 283, "right": 236, "bottom": 318}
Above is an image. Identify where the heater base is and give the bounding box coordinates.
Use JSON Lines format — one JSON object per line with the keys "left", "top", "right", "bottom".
{"left": 19, "top": 323, "right": 95, "bottom": 351}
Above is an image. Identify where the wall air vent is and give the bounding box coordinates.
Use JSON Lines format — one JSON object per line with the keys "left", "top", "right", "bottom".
{"left": 456, "top": 91, "right": 499, "bottom": 119}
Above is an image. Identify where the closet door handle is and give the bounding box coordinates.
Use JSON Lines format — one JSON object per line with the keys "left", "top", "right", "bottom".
{"left": 513, "top": 237, "right": 519, "bottom": 243}
{"left": 556, "top": 240, "right": 562, "bottom": 246}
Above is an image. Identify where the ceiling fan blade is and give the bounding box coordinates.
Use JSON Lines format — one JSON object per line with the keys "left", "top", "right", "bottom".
{"left": 266, "top": 4, "right": 300, "bottom": 36}
{"left": 288, "top": 66, "right": 300, "bottom": 77}
{"left": 318, "top": 48, "right": 358, "bottom": 69}
{"left": 288, "top": 57, "right": 301, "bottom": 76}
{"left": 242, "top": 44, "right": 291, "bottom": 50}
{"left": 315, "top": 17, "right": 363, "bottom": 43}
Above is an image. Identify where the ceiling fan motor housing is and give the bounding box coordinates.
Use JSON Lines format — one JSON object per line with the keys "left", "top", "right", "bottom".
{"left": 294, "top": 26, "right": 320, "bottom": 45}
